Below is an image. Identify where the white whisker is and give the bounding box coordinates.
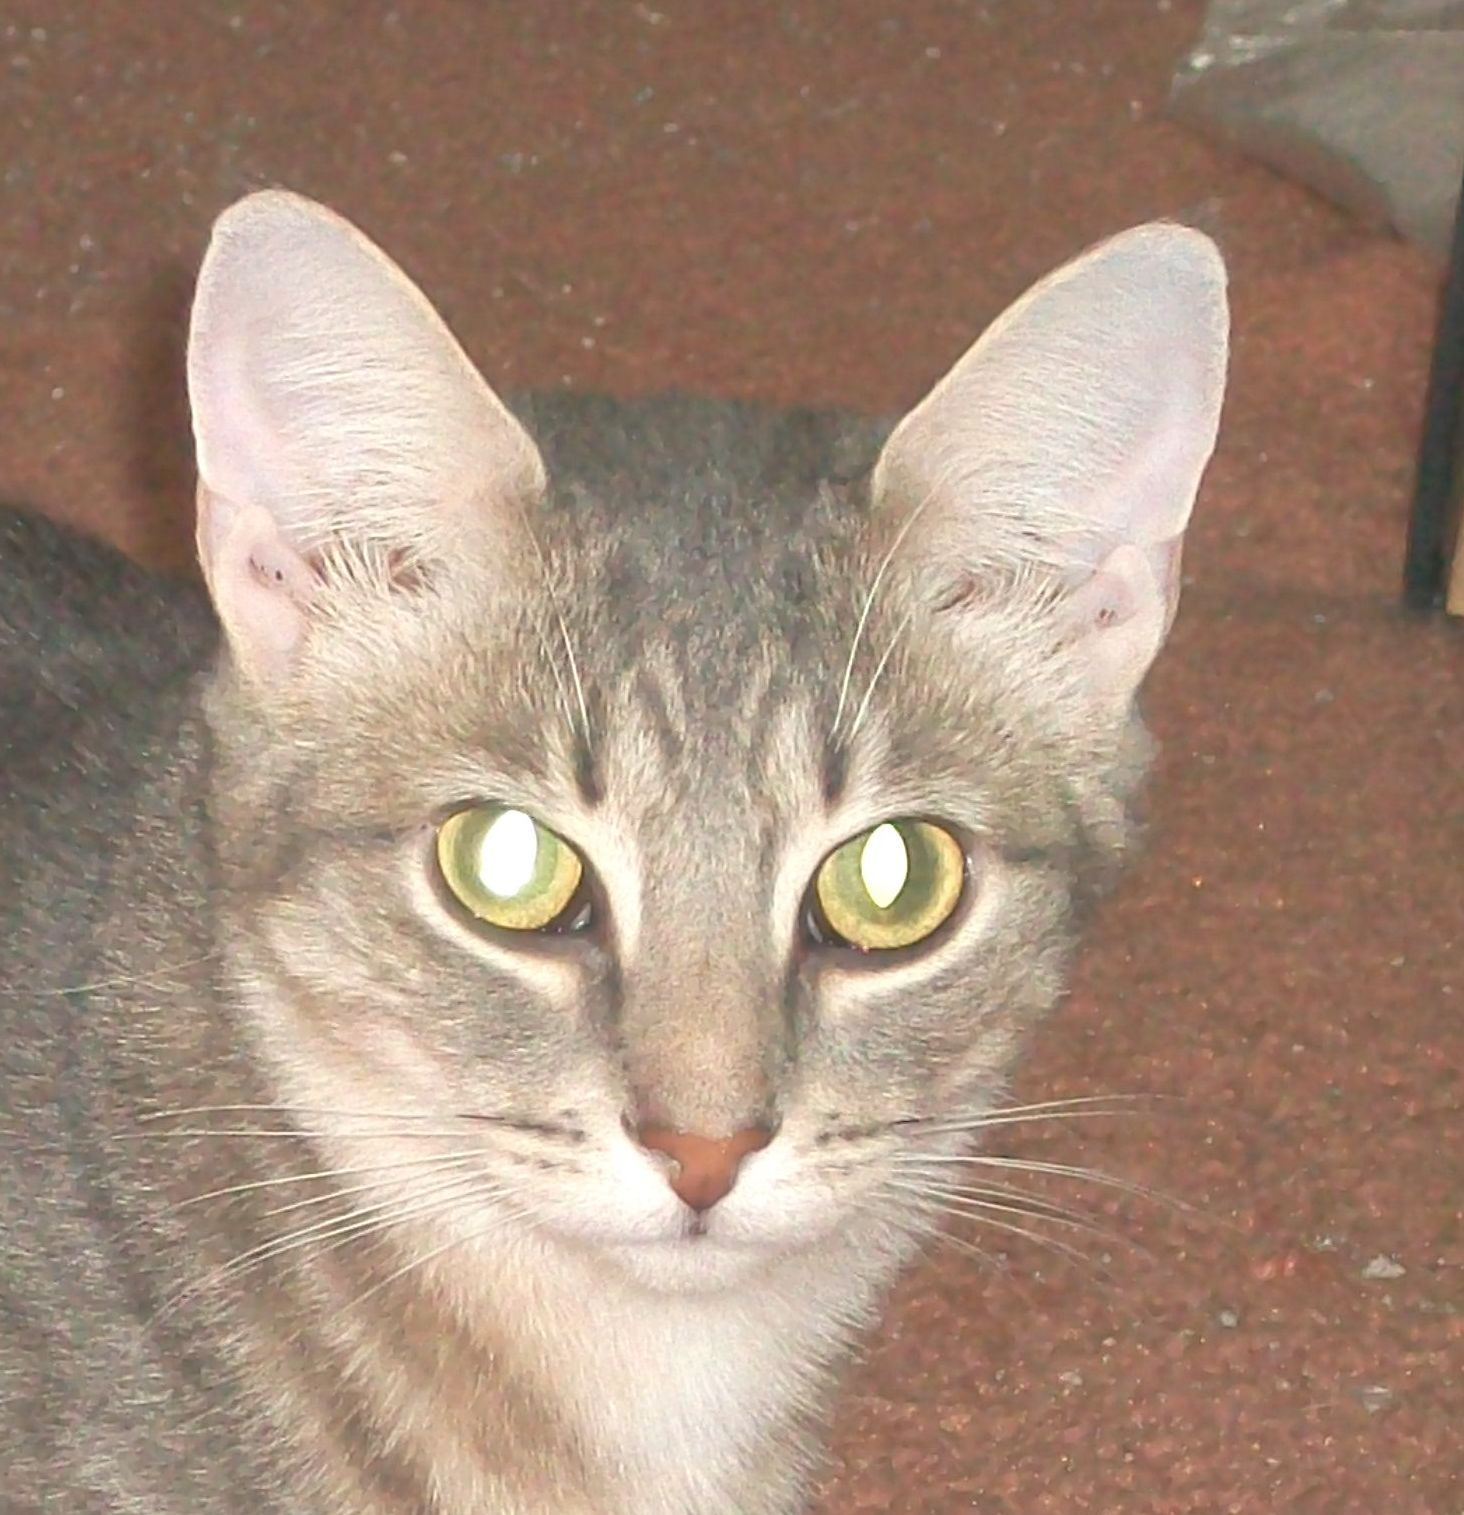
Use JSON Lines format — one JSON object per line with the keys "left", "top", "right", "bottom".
{"left": 885, "top": 1176, "right": 1119, "bottom": 1244}
{"left": 123, "top": 1128, "right": 481, "bottom": 1142}
{"left": 844, "top": 608, "right": 913, "bottom": 746}
{"left": 885, "top": 1180, "right": 1112, "bottom": 1274}
{"left": 258, "top": 1158, "right": 480, "bottom": 1223}
{"left": 950, "top": 1155, "right": 1195, "bottom": 1215}
{"left": 138, "top": 1104, "right": 466, "bottom": 1124}
{"left": 30, "top": 952, "right": 221, "bottom": 998}
{"left": 155, "top": 1151, "right": 485, "bottom": 1217}
{"left": 862, "top": 1194, "right": 1048, "bottom": 1309}
{"left": 915, "top": 1110, "right": 1140, "bottom": 1136}
{"left": 976, "top": 1092, "right": 1168, "bottom": 1116}
{"left": 156, "top": 1170, "right": 495, "bottom": 1323}
{"left": 914, "top": 1092, "right": 1171, "bottom": 1134}
{"left": 932, "top": 1226, "right": 1016, "bottom": 1275}
{"left": 532, "top": 616, "right": 576, "bottom": 731}
{"left": 830, "top": 482, "right": 940, "bottom": 742}
{"left": 514, "top": 503, "right": 591, "bottom": 754}
{"left": 341, "top": 1195, "right": 535, "bottom": 1313}
{"left": 889, "top": 1172, "right": 1123, "bottom": 1238}
{"left": 212, "top": 1170, "right": 484, "bottom": 1278}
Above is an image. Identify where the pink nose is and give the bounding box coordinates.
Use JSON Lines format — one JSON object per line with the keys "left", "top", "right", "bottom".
{"left": 635, "top": 1124, "right": 773, "bottom": 1212}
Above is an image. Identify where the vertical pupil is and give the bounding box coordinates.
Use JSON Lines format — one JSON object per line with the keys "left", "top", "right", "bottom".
{"left": 477, "top": 809, "right": 540, "bottom": 898}
{"left": 860, "top": 823, "right": 909, "bottom": 910}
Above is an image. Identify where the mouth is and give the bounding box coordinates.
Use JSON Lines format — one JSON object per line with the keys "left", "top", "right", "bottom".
{"left": 682, "top": 1210, "right": 714, "bottom": 1241}
{"left": 601, "top": 1233, "right": 770, "bottom": 1293}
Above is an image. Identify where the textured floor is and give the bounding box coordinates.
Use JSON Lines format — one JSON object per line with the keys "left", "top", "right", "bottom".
{"left": 2, "top": 3, "right": 1460, "bottom": 1510}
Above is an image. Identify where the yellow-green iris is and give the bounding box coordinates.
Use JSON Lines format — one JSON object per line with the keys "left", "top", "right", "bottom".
{"left": 814, "top": 820, "right": 964, "bottom": 950}
{"left": 436, "top": 805, "right": 583, "bottom": 931}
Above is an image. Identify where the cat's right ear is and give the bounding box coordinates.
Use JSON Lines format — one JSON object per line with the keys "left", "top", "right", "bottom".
{"left": 872, "top": 224, "right": 1228, "bottom": 710}
{"left": 187, "top": 190, "right": 545, "bottom": 682}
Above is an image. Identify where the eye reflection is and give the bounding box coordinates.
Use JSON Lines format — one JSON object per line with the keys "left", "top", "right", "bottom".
{"left": 475, "top": 809, "right": 540, "bottom": 898}
{"left": 859, "top": 822, "right": 909, "bottom": 909}
{"left": 811, "top": 819, "right": 965, "bottom": 951}
{"left": 436, "top": 804, "right": 586, "bottom": 932}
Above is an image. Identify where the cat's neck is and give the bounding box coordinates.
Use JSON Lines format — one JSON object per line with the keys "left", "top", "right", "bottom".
{"left": 444, "top": 1225, "right": 891, "bottom": 1514}
{"left": 225, "top": 1171, "right": 901, "bottom": 1515}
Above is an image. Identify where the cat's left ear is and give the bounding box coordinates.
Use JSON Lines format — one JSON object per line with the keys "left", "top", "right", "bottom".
{"left": 187, "top": 190, "right": 546, "bottom": 682}
{"left": 872, "top": 223, "right": 1228, "bottom": 707}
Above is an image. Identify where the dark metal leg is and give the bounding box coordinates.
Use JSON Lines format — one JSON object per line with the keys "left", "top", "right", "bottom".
{"left": 1403, "top": 161, "right": 1464, "bottom": 611}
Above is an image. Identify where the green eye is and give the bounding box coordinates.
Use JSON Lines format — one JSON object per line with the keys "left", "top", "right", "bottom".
{"left": 436, "top": 805, "right": 585, "bottom": 932}
{"left": 812, "top": 820, "right": 965, "bottom": 951}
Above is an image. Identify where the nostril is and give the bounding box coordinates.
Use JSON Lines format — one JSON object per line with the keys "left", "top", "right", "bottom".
{"left": 635, "top": 1124, "right": 772, "bottom": 1213}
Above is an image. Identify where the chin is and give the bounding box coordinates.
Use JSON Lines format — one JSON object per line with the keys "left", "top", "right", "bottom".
{"left": 596, "top": 1234, "right": 779, "bottom": 1295}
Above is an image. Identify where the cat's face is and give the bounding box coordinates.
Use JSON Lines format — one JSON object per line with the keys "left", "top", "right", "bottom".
{"left": 190, "top": 193, "right": 1226, "bottom": 1294}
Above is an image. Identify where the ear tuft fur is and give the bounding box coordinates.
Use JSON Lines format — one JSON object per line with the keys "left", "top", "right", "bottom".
{"left": 187, "top": 189, "right": 545, "bottom": 679}
{"left": 874, "top": 222, "right": 1229, "bottom": 705}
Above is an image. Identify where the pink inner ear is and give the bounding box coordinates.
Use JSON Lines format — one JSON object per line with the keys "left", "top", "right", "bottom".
{"left": 1063, "top": 549, "right": 1142, "bottom": 636}
{"left": 1152, "top": 535, "right": 1185, "bottom": 632}
{"left": 246, "top": 532, "right": 320, "bottom": 601}
{"left": 1060, "top": 543, "right": 1171, "bottom": 704}
{"left": 197, "top": 490, "right": 318, "bottom": 679}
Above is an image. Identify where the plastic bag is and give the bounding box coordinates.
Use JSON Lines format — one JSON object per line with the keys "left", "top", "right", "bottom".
{"left": 1170, "top": 0, "right": 1464, "bottom": 259}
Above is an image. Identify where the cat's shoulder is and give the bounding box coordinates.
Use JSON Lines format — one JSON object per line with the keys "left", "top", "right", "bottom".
{"left": 0, "top": 508, "right": 214, "bottom": 754}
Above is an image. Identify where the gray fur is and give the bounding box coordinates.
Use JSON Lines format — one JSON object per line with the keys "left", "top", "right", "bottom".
{"left": 1, "top": 204, "right": 1223, "bottom": 1514}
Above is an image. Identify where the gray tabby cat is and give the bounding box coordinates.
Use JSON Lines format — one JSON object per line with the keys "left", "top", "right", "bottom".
{"left": 0, "top": 192, "right": 1227, "bottom": 1514}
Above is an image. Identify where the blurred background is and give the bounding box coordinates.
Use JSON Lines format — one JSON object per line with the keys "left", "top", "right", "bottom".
{"left": 1, "top": 3, "right": 1459, "bottom": 1510}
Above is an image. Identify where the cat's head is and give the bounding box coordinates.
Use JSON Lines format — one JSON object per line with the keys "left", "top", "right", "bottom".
{"left": 187, "top": 192, "right": 1226, "bottom": 1294}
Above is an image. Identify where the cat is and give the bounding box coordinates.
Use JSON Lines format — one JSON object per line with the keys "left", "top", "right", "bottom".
{"left": 0, "top": 191, "right": 1227, "bottom": 1514}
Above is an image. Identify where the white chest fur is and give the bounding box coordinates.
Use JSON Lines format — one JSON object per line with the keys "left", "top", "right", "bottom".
{"left": 444, "top": 1231, "right": 888, "bottom": 1515}
{"left": 522, "top": 1244, "right": 872, "bottom": 1515}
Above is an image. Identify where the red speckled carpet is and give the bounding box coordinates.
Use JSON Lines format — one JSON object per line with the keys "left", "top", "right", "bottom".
{"left": 2, "top": 3, "right": 1459, "bottom": 1509}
